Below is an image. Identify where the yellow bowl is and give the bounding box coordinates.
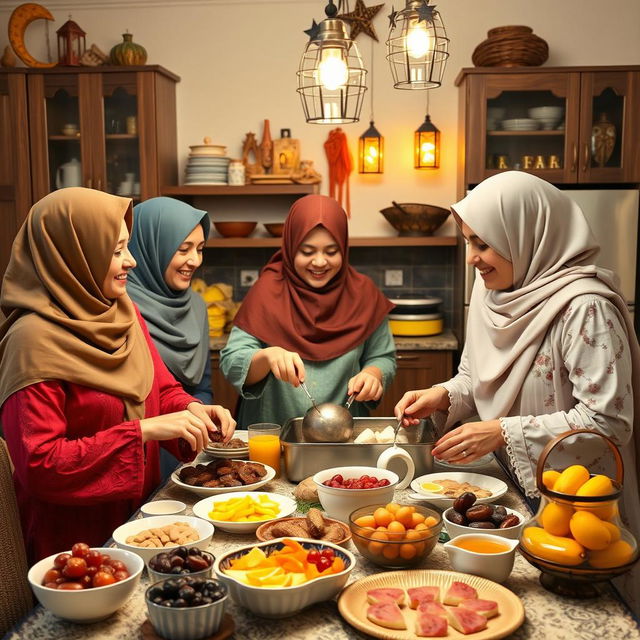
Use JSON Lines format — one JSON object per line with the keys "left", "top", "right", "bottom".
{"left": 388, "top": 314, "right": 443, "bottom": 336}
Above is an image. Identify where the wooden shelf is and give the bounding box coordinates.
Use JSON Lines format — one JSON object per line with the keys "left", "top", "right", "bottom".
{"left": 106, "top": 134, "right": 138, "bottom": 140}
{"left": 49, "top": 135, "right": 81, "bottom": 141}
{"left": 205, "top": 235, "right": 457, "bottom": 248}
{"left": 488, "top": 130, "right": 564, "bottom": 136}
{"left": 162, "top": 184, "right": 320, "bottom": 197}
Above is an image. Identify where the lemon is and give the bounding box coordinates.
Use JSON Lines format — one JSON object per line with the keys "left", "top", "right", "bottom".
{"left": 203, "top": 285, "right": 225, "bottom": 304}
{"left": 421, "top": 482, "right": 444, "bottom": 493}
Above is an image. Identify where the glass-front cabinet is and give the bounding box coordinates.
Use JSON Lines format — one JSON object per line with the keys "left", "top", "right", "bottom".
{"left": 25, "top": 66, "right": 179, "bottom": 203}
{"left": 457, "top": 66, "right": 640, "bottom": 185}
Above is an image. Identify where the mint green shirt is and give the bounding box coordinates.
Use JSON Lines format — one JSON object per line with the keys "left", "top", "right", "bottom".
{"left": 220, "top": 321, "right": 397, "bottom": 428}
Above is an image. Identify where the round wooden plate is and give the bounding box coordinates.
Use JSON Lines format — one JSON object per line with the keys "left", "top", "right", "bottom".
{"left": 337, "top": 569, "right": 525, "bottom": 640}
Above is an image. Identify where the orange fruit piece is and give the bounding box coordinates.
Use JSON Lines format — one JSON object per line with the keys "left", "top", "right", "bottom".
{"left": 400, "top": 543, "right": 418, "bottom": 559}
{"left": 331, "top": 557, "right": 346, "bottom": 573}
{"left": 395, "top": 506, "right": 415, "bottom": 528}
{"left": 354, "top": 515, "right": 376, "bottom": 528}
{"left": 385, "top": 502, "right": 400, "bottom": 514}
{"left": 410, "top": 512, "right": 426, "bottom": 527}
{"left": 387, "top": 520, "right": 406, "bottom": 541}
{"left": 382, "top": 544, "right": 400, "bottom": 560}
{"left": 368, "top": 530, "right": 389, "bottom": 555}
{"left": 374, "top": 507, "right": 394, "bottom": 528}
{"left": 424, "top": 516, "right": 438, "bottom": 528}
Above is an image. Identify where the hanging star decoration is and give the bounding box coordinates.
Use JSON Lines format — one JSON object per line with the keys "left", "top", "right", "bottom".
{"left": 416, "top": 0, "right": 437, "bottom": 24}
{"left": 304, "top": 19, "right": 321, "bottom": 41}
{"left": 338, "top": 0, "right": 385, "bottom": 41}
{"left": 388, "top": 6, "right": 398, "bottom": 29}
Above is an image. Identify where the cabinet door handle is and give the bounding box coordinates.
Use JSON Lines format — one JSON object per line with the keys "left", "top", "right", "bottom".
{"left": 396, "top": 354, "right": 419, "bottom": 361}
{"left": 582, "top": 143, "right": 589, "bottom": 172}
{"left": 571, "top": 143, "right": 577, "bottom": 172}
{"left": 97, "top": 178, "right": 102, "bottom": 190}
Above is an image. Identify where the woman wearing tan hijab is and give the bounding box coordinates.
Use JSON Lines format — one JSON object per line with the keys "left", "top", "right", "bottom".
{"left": 395, "top": 171, "right": 640, "bottom": 614}
{"left": 0, "top": 188, "right": 235, "bottom": 563}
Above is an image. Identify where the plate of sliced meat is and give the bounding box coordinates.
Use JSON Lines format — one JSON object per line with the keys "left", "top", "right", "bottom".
{"left": 338, "top": 569, "right": 524, "bottom": 639}
{"left": 171, "top": 459, "right": 275, "bottom": 496}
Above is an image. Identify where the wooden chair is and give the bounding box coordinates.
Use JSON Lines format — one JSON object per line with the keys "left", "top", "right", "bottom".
{"left": 0, "top": 438, "right": 33, "bottom": 635}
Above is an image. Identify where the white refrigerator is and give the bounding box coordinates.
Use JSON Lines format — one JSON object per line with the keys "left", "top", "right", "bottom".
{"left": 464, "top": 189, "right": 639, "bottom": 332}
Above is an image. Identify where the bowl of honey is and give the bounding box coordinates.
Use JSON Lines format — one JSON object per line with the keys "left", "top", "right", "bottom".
{"left": 443, "top": 533, "right": 518, "bottom": 583}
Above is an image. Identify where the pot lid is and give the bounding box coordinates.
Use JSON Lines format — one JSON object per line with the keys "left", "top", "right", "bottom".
{"left": 388, "top": 297, "right": 442, "bottom": 306}
{"left": 388, "top": 313, "right": 443, "bottom": 320}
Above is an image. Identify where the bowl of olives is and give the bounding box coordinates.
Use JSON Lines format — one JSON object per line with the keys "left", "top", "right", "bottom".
{"left": 148, "top": 546, "right": 214, "bottom": 583}
{"left": 146, "top": 576, "right": 228, "bottom": 640}
{"left": 443, "top": 492, "right": 526, "bottom": 540}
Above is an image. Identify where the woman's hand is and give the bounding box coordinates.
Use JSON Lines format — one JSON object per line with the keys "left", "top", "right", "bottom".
{"left": 348, "top": 368, "right": 383, "bottom": 403}
{"left": 262, "top": 347, "right": 306, "bottom": 386}
{"left": 140, "top": 410, "right": 210, "bottom": 453}
{"left": 394, "top": 386, "right": 450, "bottom": 426}
{"left": 188, "top": 402, "right": 236, "bottom": 443}
{"left": 431, "top": 419, "right": 505, "bottom": 464}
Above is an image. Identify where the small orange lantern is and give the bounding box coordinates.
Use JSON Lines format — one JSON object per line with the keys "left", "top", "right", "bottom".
{"left": 57, "top": 17, "right": 86, "bottom": 66}
{"left": 414, "top": 113, "right": 440, "bottom": 169}
{"left": 358, "top": 121, "right": 384, "bottom": 174}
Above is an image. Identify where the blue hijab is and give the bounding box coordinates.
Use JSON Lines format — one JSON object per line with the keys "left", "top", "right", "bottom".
{"left": 127, "top": 197, "right": 210, "bottom": 387}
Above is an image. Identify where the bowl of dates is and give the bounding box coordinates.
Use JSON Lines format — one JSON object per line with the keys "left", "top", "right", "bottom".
{"left": 27, "top": 544, "right": 144, "bottom": 623}
{"left": 148, "top": 546, "right": 214, "bottom": 582}
{"left": 146, "top": 576, "right": 228, "bottom": 640}
{"left": 443, "top": 492, "right": 526, "bottom": 540}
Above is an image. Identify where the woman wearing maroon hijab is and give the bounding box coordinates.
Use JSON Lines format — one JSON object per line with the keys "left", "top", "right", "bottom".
{"left": 220, "top": 195, "right": 396, "bottom": 428}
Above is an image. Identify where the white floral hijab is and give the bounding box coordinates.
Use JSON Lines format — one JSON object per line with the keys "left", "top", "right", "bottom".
{"left": 454, "top": 172, "right": 640, "bottom": 435}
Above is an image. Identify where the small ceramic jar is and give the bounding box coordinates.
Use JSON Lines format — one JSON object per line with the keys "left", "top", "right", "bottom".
{"left": 228, "top": 160, "right": 245, "bottom": 186}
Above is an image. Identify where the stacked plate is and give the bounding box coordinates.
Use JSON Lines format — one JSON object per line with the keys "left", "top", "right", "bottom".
{"left": 501, "top": 118, "right": 539, "bottom": 131}
{"left": 204, "top": 430, "right": 249, "bottom": 458}
{"left": 184, "top": 140, "right": 230, "bottom": 185}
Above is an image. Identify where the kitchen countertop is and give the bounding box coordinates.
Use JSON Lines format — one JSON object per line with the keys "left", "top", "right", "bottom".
{"left": 6, "top": 456, "right": 638, "bottom": 640}
{"left": 211, "top": 330, "right": 458, "bottom": 352}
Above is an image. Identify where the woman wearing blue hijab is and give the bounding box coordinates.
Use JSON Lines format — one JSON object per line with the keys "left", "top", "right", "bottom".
{"left": 127, "top": 197, "right": 212, "bottom": 404}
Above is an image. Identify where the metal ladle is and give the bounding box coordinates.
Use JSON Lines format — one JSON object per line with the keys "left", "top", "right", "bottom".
{"left": 301, "top": 393, "right": 356, "bottom": 443}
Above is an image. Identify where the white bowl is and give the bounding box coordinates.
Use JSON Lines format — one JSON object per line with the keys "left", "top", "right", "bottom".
{"left": 501, "top": 118, "right": 539, "bottom": 131}
{"left": 443, "top": 505, "right": 526, "bottom": 540}
{"left": 313, "top": 466, "right": 399, "bottom": 523}
{"left": 112, "top": 515, "right": 214, "bottom": 564}
{"left": 192, "top": 491, "right": 296, "bottom": 533}
{"left": 534, "top": 117, "right": 561, "bottom": 130}
{"left": 410, "top": 471, "right": 508, "bottom": 509}
{"left": 171, "top": 460, "right": 276, "bottom": 497}
{"left": 528, "top": 106, "right": 564, "bottom": 120}
{"left": 28, "top": 547, "right": 143, "bottom": 623}
{"left": 141, "top": 500, "right": 187, "bottom": 517}
{"left": 214, "top": 537, "right": 356, "bottom": 618}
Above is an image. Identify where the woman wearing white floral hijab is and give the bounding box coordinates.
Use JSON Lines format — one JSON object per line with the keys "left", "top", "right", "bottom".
{"left": 395, "top": 171, "right": 640, "bottom": 614}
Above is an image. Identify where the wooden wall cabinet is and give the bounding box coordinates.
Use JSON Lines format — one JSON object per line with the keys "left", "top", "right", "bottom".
{"left": 456, "top": 66, "right": 640, "bottom": 185}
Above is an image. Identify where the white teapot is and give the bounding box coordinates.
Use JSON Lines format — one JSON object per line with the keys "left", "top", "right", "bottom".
{"left": 56, "top": 158, "right": 82, "bottom": 189}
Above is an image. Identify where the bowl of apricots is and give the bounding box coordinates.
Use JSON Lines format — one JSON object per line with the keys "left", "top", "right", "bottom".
{"left": 349, "top": 503, "right": 442, "bottom": 568}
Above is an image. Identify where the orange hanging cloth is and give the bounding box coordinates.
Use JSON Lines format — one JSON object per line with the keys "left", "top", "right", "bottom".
{"left": 324, "top": 128, "right": 352, "bottom": 217}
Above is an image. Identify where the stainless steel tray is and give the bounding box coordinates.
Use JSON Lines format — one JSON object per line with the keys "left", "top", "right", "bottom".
{"left": 281, "top": 417, "right": 436, "bottom": 483}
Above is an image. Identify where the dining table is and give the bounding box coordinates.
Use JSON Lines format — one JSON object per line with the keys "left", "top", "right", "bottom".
{"left": 4, "top": 454, "right": 640, "bottom": 640}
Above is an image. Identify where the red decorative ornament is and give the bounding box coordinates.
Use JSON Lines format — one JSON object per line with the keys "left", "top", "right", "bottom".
{"left": 56, "top": 17, "right": 86, "bottom": 66}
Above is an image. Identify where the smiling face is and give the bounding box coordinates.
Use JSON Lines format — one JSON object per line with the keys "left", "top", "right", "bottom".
{"left": 293, "top": 225, "right": 343, "bottom": 288}
{"left": 102, "top": 219, "right": 137, "bottom": 299}
{"left": 461, "top": 221, "right": 514, "bottom": 291}
{"left": 163, "top": 224, "right": 205, "bottom": 291}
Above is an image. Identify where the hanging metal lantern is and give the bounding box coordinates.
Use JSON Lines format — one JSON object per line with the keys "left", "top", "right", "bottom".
{"left": 56, "top": 17, "right": 86, "bottom": 66}
{"left": 415, "top": 114, "right": 440, "bottom": 168}
{"left": 387, "top": 0, "right": 449, "bottom": 90}
{"left": 297, "top": 1, "right": 367, "bottom": 124}
{"left": 359, "top": 121, "right": 384, "bottom": 173}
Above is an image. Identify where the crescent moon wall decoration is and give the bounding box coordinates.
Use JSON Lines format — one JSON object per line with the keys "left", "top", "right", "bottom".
{"left": 8, "top": 2, "right": 57, "bottom": 68}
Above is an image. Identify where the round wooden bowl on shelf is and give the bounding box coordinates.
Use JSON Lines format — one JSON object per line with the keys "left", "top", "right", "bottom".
{"left": 472, "top": 25, "right": 548, "bottom": 67}
{"left": 213, "top": 222, "right": 257, "bottom": 238}
{"left": 263, "top": 223, "right": 284, "bottom": 237}
{"left": 380, "top": 203, "right": 450, "bottom": 237}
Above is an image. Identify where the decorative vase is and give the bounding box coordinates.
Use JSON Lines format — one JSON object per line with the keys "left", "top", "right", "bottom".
{"left": 1, "top": 44, "right": 17, "bottom": 68}
{"left": 110, "top": 32, "right": 147, "bottom": 66}
{"left": 591, "top": 113, "right": 616, "bottom": 168}
{"left": 472, "top": 26, "right": 548, "bottom": 67}
{"left": 259, "top": 119, "right": 273, "bottom": 174}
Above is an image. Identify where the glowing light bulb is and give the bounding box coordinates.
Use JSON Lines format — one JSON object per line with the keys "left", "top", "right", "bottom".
{"left": 421, "top": 140, "right": 436, "bottom": 165}
{"left": 406, "top": 22, "right": 430, "bottom": 58}
{"left": 318, "top": 48, "right": 348, "bottom": 90}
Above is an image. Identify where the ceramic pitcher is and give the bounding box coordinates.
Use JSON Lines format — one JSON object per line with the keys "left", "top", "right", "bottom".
{"left": 56, "top": 158, "right": 82, "bottom": 189}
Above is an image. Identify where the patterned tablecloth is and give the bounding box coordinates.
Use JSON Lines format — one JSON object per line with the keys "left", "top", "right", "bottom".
{"left": 5, "top": 458, "right": 640, "bottom": 640}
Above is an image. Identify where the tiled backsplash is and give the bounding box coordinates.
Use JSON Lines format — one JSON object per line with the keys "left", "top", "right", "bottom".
{"left": 199, "top": 245, "right": 455, "bottom": 327}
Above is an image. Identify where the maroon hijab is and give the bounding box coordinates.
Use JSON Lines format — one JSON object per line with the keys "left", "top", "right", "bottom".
{"left": 234, "top": 195, "right": 393, "bottom": 361}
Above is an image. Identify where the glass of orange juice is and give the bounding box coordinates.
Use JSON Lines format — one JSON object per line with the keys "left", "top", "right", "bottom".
{"left": 248, "top": 423, "right": 282, "bottom": 477}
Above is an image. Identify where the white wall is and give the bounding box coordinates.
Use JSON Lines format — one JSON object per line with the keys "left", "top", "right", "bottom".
{"left": 2, "top": 0, "right": 639, "bottom": 235}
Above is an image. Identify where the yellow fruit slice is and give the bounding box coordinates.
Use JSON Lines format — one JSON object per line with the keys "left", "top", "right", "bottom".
{"left": 244, "top": 547, "right": 268, "bottom": 568}
{"left": 421, "top": 482, "right": 444, "bottom": 493}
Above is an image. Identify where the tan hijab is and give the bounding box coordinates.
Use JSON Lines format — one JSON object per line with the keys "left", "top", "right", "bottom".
{"left": 0, "top": 188, "right": 153, "bottom": 420}
{"left": 454, "top": 171, "right": 640, "bottom": 480}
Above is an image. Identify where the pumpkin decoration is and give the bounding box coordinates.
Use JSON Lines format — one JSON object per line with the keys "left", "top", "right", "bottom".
{"left": 110, "top": 31, "right": 147, "bottom": 66}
